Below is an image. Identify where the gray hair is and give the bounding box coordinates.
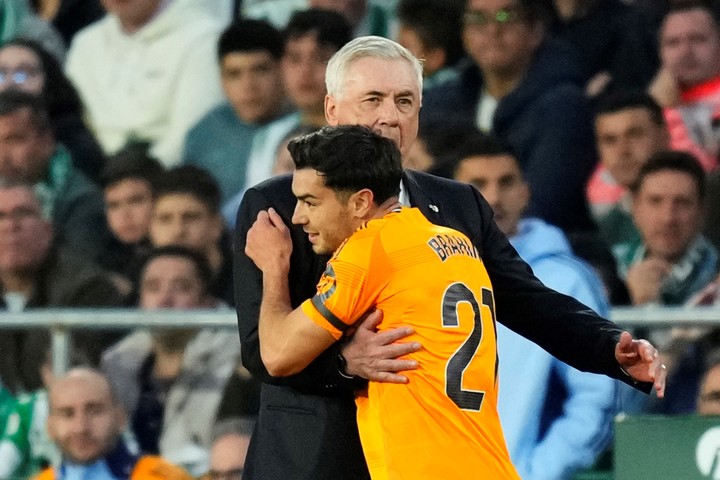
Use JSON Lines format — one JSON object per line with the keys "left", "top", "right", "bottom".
{"left": 325, "top": 36, "right": 424, "bottom": 99}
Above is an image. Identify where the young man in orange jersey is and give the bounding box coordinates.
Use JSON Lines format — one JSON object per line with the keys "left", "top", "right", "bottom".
{"left": 245, "top": 124, "right": 516, "bottom": 478}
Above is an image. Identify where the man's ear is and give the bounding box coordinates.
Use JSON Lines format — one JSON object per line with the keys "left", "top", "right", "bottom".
{"left": 422, "top": 47, "right": 447, "bottom": 77}
{"left": 325, "top": 94, "right": 339, "bottom": 126}
{"left": 350, "top": 189, "right": 374, "bottom": 218}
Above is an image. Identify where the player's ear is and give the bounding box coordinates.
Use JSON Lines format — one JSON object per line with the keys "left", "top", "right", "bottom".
{"left": 350, "top": 189, "right": 374, "bottom": 218}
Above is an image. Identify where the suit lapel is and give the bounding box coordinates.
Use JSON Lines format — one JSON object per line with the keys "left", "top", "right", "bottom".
{"left": 403, "top": 170, "right": 441, "bottom": 224}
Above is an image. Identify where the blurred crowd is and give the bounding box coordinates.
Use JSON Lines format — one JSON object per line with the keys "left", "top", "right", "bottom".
{"left": 2, "top": 0, "right": 720, "bottom": 478}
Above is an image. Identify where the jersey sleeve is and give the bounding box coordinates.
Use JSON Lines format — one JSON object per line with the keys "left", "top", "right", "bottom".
{"left": 301, "top": 233, "right": 386, "bottom": 340}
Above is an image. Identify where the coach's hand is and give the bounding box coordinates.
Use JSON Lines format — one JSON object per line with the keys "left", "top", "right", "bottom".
{"left": 615, "top": 331, "right": 667, "bottom": 398}
{"left": 341, "top": 310, "right": 421, "bottom": 384}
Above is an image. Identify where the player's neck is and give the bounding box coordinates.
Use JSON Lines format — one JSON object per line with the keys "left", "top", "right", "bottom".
{"left": 374, "top": 197, "right": 402, "bottom": 219}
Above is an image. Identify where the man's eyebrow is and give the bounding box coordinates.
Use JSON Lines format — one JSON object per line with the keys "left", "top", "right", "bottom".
{"left": 395, "top": 89, "right": 416, "bottom": 97}
{"left": 296, "top": 193, "right": 318, "bottom": 201}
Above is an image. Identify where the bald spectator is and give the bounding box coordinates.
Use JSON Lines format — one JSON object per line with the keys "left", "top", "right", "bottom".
{"left": 34, "top": 368, "right": 193, "bottom": 480}
{"left": 65, "top": 0, "right": 224, "bottom": 166}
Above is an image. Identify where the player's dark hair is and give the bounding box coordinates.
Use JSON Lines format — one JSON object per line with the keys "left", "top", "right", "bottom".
{"left": 288, "top": 125, "right": 402, "bottom": 204}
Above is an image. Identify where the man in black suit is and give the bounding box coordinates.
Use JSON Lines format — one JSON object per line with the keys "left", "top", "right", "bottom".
{"left": 234, "top": 36, "right": 667, "bottom": 480}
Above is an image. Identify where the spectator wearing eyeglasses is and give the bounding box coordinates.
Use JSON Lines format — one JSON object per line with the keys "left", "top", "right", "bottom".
{"left": 0, "top": 89, "right": 110, "bottom": 262}
{"left": 0, "top": 39, "right": 106, "bottom": 183}
{"left": 420, "top": 0, "right": 598, "bottom": 237}
{"left": 0, "top": 181, "right": 126, "bottom": 393}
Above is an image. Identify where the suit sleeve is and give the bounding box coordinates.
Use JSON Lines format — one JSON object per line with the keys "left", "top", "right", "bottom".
{"left": 233, "top": 183, "right": 365, "bottom": 393}
{"left": 467, "top": 186, "right": 652, "bottom": 392}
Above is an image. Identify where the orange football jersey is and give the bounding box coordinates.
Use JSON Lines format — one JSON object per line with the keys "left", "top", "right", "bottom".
{"left": 301, "top": 208, "right": 519, "bottom": 479}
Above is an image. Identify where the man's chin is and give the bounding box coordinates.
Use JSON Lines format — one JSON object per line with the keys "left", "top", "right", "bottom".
{"left": 312, "top": 244, "right": 331, "bottom": 255}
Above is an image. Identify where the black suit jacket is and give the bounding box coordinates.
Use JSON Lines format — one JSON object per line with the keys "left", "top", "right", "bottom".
{"left": 234, "top": 170, "right": 649, "bottom": 480}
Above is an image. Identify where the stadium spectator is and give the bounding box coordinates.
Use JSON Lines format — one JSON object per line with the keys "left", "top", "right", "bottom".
{"left": 184, "top": 19, "right": 294, "bottom": 204}
{"left": 395, "top": 0, "right": 465, "bottom": 89}
{"left": 0, "top": 90, "right": 109, "bottom": 260}
{"left": 649, "top": 1, "right": 720, "bottom": 172}
{"left": 0, "top": 181, "right": 126, "bottom": 392}
{"left": 202, "top": 418, "right": 255, "bottom": 480}
{"left": 589, "top": 91, "right": 670, "bottom": 262}
{"left": 0, "top": 0, "right": 64, "bottom": 62}
{"left": 101, "top": 246, "right": 241, "bottom": 476}
{"left": 0, "top": 39, "right": 106, "bottom": 182}
{"left": 99, "top": 146, "right": 164, "bottom": 284}
{"left": 421, "top": 0, "right": 597, "bottom": 234}
{"left": 281, "top": 8, "right": 352, "bottom": 128}
{"left": 0, "top": 348, "right": 87, "bottom": 479}
{"left": 620, "top": 151, "right": 717, "bottom": 307}
{"left": 65, "top": 0, "right": 224, "bottom": 166}
{"left": 697, "top": 349, "right": 720, "bottom": 415}
{"left": 148, "top": 166, "right": 234, "bottom": 306}
{"left": 450, "top": 132, "right": 616, "bottom": 480}
{"left": 35, "top": 367, "right": 193, "bottom": 480}
{"left": 548, "top": 0, "right": 658, "bottom": 97}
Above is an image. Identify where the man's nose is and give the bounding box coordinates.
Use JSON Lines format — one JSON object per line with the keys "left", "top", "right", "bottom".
{"left": 377, "top": 98, "right": 400, "bottom": 126}
{"left": 291, "top": 203, "right": 306, "bottom": 225}
{"left": 482, "top": 184, "right": 500, "bottom": 206}
{"left": 70, "top": 412, "right": 90, "bottom": 433}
